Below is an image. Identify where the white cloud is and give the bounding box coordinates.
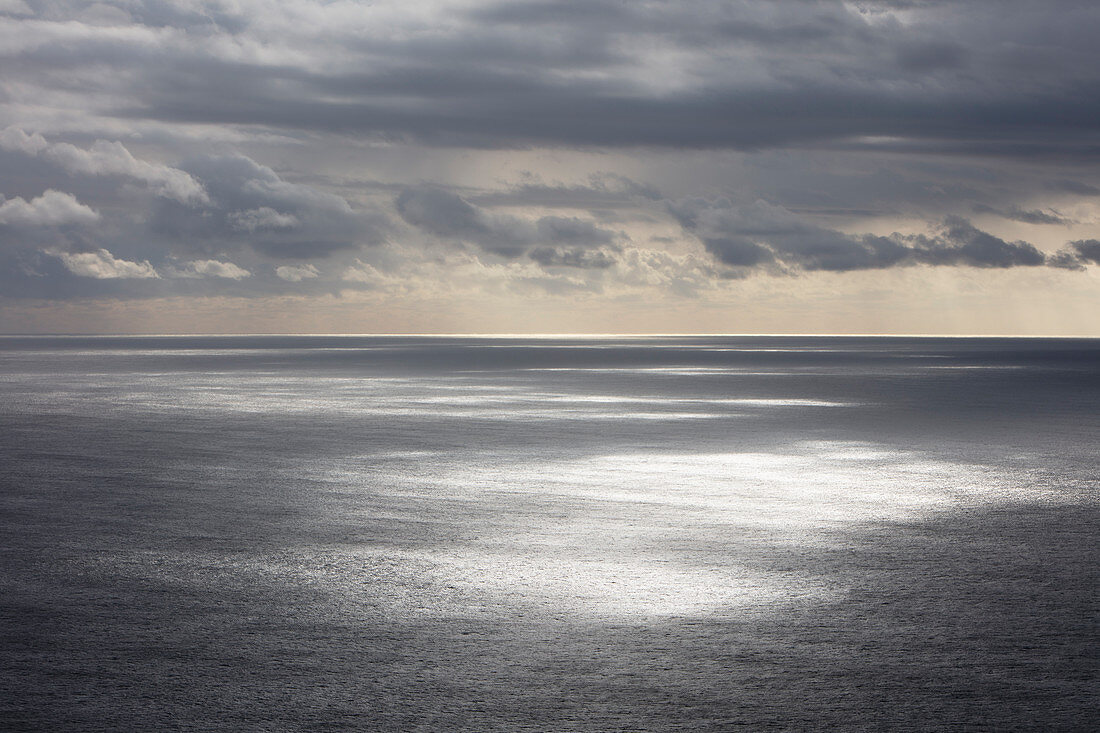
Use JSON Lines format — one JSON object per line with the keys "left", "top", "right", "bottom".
{"left": 341, "top": 258, "right": 408, "bottom": 289}
{"left": 228, "top": 206, "right": 300, "bottom": 232}
{"left": 341, "top": 259, "right": 384, "bottom": 283}
{"left": 275, "top": 263, "right": 319, "bottom": 281}
{"left": 0, "top": 127, "right": 208, "bottom": 205}
{"left": 52, "top": 248, "right": 159, "bottom": 279}
{"left": 0, "top": 126, "right": 48, "bottom": 155}
{"left": 0, "top": 190, "right": 99, "bottom": 227}
{"left": 611, "top": 247, "right": 721, "bottom": 296}
{"left": 170, "top": 259, "right": 251, "bottom": 279}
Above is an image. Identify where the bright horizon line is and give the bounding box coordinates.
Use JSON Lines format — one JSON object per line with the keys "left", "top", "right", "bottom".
{"left": 2, "top": 332, "right": 1098, "bottom": 339}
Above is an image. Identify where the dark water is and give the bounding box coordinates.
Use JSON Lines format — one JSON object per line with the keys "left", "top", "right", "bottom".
{"left": 1, "top": 336, "right": 1096, "bottom": 731}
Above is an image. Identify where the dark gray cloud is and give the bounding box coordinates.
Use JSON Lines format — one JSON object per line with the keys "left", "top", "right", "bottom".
{"left": 894, "top": 39, "right": 970, "bottom": 73}
{"left": 918, "top": 217, "right": 1046, "bottom": 268}
{"left": 697, "top": 237, "right": 775, "bottom": 268}
{"left": 671, "top": 197, "right": 908, "bottom": 272}
{"left": 4, "top": 1, "right": 1100, "bottom": 156}
{"left": 153, "top": 154, "right": 387, "bottom": 259}
{"left": 395, "top": 186, "right": 622, "bottom": 263}
{"left": 1005, "top": 208, "right": 1070, "bottom": 226}
{"left": 117, "top": 80, "right": 1100, "bottom": 154}
{"left": 673, "top": 199, "right": 1054, "bottom": 272}
{"left": 394, "top": 187, "right": 489, "bottom": 242}
{"left": 972, "top": 204, "right": 1071, "bottom": 225}
{"left": 1069, "top": 239, "right": 1100, "bottom": 265}
{"left": 535, "top": 216, "right": 617, "bottom": 247}
{"left": 1045, "top": 238, "right": 1100, "bottom": 270}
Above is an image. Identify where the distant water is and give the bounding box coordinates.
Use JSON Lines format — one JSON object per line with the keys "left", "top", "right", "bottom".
{"left": 1, "top": 336, "right": 1096, "bottom": 731}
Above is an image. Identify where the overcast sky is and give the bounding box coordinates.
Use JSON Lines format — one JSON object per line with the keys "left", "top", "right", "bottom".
{"left": 2, "top": 0, "right": 1100, "bottom": 334}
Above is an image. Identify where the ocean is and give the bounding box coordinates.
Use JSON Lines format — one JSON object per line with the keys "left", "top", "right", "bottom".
{"left": 0, "top": 336, "right": 1096, "bottom": 730}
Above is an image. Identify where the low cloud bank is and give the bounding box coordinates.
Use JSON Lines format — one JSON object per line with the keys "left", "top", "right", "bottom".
{"left": 670, "top": 198, "right": 1095, "bottom": 273}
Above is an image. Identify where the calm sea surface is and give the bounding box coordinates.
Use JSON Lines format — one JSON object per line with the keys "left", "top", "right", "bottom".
{"left": 1, "top": 336, "right": 1097, "bottom": 731}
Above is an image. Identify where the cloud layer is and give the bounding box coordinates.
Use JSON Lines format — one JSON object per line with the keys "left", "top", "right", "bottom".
{"left": 1, "top": 1, "right": 1100, "bottom": 332}
{"left": 670, "top": 199, "right": 1061, "bottom": 273}
{"left": 5, "top": 0, "right": 1100, "bottom": 153}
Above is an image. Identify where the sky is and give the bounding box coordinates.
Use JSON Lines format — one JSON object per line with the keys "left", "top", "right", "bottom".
{"left": 2, "top": 0, "right": 1100, "bottom": 335}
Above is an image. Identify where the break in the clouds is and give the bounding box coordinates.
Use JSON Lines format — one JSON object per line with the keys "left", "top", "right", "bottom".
{"left": 2, "top": 0, "right": 1100, "bottom": 332}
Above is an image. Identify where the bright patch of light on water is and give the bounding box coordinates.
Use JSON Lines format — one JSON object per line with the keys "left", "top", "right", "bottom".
{"left": 316, "top": 440, "right": 1036, "bottom": 619}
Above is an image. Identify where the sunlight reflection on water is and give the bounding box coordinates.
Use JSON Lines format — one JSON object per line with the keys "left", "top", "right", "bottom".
{"left": 306, "top": 440, "right": 1042, "bottom": 621}
{"left": 2, "top": 336, "right": 1096, "bottom": 730}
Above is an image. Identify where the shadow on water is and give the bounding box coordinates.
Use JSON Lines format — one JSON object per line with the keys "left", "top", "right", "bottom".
{"left": 2, "top": 499, "right": 1095, "bottom": 731}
